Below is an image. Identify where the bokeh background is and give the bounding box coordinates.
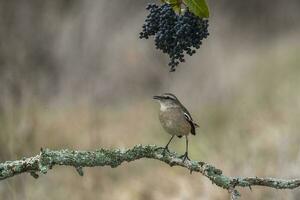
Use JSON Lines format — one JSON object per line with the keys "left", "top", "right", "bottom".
{"left": 1, "top": 0, "right": 300, "bottom": 199}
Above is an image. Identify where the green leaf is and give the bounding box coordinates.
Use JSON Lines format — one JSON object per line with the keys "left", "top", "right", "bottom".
{"left": 165, "top": 0, "right": 179, "bottom": 5}
{"left": 164, "top": 0, "right": 181, "bottom": 13}
{"left": 172, "top": 5, "right": 181, "bottom": 13}
{"left": 183, "top": 0, "right": 210, "bottom": 18}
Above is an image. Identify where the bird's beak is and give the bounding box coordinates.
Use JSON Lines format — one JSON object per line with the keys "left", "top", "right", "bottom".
{"left": 153, "top": 95, "right": 162, "bottom": 100}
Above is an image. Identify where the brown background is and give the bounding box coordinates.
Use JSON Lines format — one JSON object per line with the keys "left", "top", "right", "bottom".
{"left": 1, "top": 0, "right": 300, "bottom": 199}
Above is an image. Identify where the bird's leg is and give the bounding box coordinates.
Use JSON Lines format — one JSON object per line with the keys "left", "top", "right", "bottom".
{"left": 160, "top": 135, "right": 175, "bottom": 155}
{"left": 155, "top": 135, "right": 175, "bottom": 154}
{"left": 180, "top": 136, "right": 190, "bottom": 162}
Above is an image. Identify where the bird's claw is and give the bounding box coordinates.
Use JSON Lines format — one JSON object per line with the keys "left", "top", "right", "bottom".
{"left": 179, "top": 152, "right": 190, "bottom": 162}
{"left": 162, "top": 146, "right": 170, "bottom": 156}
{"left": 155, "top": 146, "right": 170, "bottom": 156}
{"left": 155, "top": 147, "right": 165, "bottom": 151}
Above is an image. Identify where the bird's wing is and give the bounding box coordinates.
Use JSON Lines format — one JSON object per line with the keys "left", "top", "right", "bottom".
{"left": 183, "top": 112, "right": 198, "bottom": 135}
{"left": 181, "top": 104, "right": 199, "bottom": 125}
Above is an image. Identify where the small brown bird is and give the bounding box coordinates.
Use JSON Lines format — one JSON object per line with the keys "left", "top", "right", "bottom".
{"left": 153, "top": 93, "right": 199, "bottom": 161}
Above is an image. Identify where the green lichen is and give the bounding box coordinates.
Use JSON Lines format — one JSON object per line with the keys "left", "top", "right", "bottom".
{"left": 0, "top": 143, "right": 300, "bottom": 197}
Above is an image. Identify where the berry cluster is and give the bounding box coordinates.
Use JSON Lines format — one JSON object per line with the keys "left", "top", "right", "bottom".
{"left": 140, "top": 3, "right": 209, "bottom": 72}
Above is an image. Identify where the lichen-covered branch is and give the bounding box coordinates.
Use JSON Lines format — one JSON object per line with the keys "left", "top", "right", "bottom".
{"left": 1, "top": 145, "right": 300, "bottom": 196}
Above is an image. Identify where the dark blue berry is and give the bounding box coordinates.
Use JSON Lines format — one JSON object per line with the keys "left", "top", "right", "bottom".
{"left": 140, "top": 3, "right": 209, "bottom": 71}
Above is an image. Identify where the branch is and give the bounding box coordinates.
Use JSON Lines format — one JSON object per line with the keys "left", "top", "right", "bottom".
{"left": 1, "top": 145, "right": 299, "bottom": 197}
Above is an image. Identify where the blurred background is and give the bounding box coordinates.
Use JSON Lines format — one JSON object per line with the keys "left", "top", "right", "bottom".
{"left": 0, "top": 0, "right": 300, "bottom": 199}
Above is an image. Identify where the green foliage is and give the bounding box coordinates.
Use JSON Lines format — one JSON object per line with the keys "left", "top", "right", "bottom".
{"left": 162, "top": 0, "right": 210, "bottom": 18}
{"left": 183, "top": 0, "right": 209, "bottom": 18}
{"left": 163, "top": 0, "right": 181, "bottom": 13}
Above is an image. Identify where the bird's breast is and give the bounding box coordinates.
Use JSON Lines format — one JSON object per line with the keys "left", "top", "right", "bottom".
{"left": 159, "top": 108, "right": 191, "bottom": 136}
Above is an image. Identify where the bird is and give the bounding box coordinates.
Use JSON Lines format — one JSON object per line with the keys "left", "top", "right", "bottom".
{"left": 153, "top": 93, "right": 199, "bottom": 162}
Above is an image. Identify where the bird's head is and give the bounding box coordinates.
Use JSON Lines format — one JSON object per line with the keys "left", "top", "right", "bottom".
{"left": 153, "top": 93, "right": 180, "bottom": 110}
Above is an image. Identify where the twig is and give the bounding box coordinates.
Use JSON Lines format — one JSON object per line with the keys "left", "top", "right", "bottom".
{"left": 1, "top": 145, "right": 299, "bottom": 197}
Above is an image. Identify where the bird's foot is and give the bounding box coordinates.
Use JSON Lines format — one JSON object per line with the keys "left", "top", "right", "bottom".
{"left": 179, "top": 152, "right": 190, "bottom": 162}
{"left": 162, "top": 146, "right": 170, "bottom": 156}
{"left": 155, "top": 146, "right": 170, "bottom": 156}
